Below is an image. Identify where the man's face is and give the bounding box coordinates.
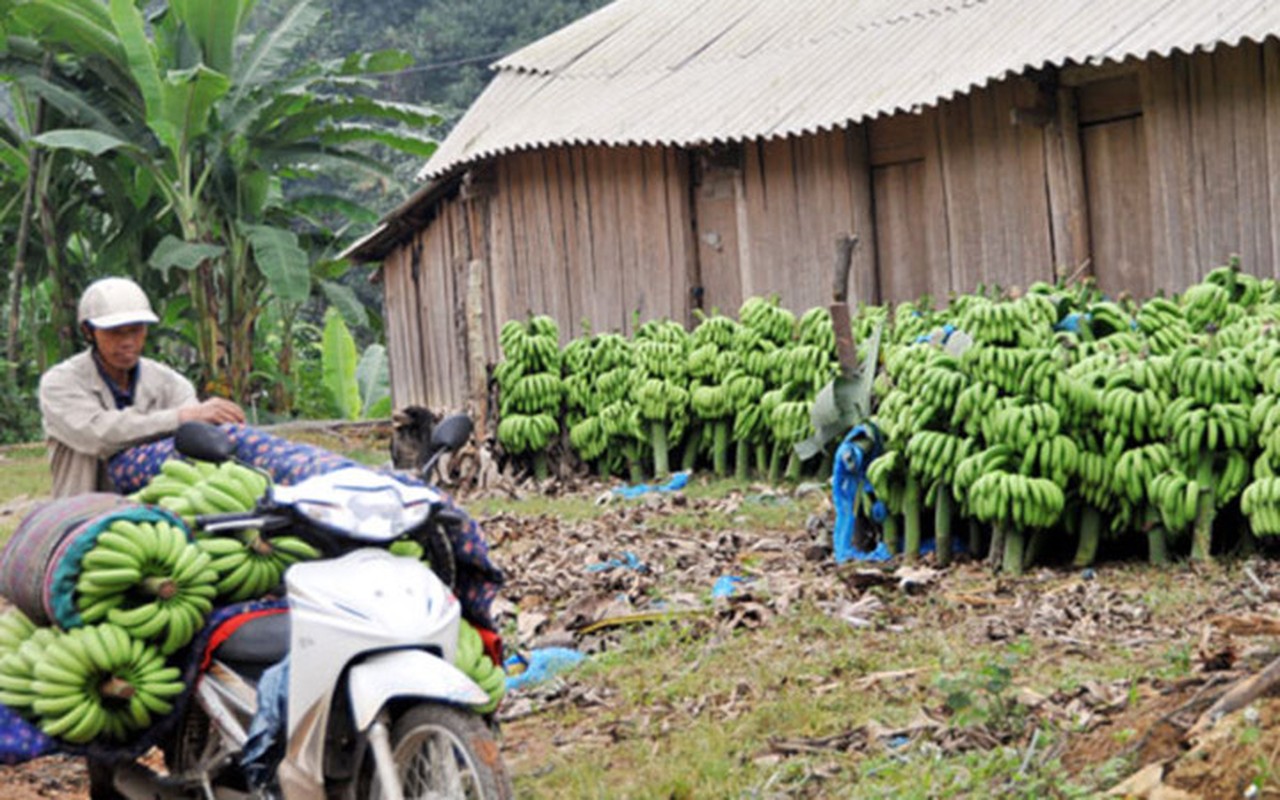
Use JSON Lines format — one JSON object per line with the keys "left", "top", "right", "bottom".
{"left": 91, "top": 323, "right": 148, "bottom": 373}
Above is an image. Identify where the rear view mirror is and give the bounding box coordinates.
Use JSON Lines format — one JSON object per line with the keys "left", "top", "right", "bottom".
{"left": 174, "top": 421, "right": 235, "bottom": 463}
{"left": 420, "top": 414, "right": 473, "bottom": 482}
{"left": 430, "top": 414, "right": 473, "bottom": 453}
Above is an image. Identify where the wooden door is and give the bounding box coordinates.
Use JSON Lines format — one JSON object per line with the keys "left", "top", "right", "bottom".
{"left": 1078, "top": 75, "right": 1152, "bottom": 298}
{"left": 690, "top": 146, "right": 744, "bottom": 317}
{"left": 868, "top": 114, "right": 947, "bottom": 305}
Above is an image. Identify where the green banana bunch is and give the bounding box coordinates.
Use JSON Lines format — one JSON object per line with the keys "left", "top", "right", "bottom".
{"left": 0, "top": 627, "right": 59, "bottom": 717}
{"left": 1149, "top": 471, "right": 1201, "bottom": 532}
{"left": 905, "top": 430, "right": 973, "bottom": 487}
{"left": 24, "top": 623, "right": 184, "bottom": 744}
{"left": 0, "top": 608, "right": 35, "bottom": 659}
{"left": 496, "top": 413, "right": 561, "bottom": 455}
{"left": 456, "top": 619, "right": 505, "bottom": 714}
{"left": 78, "top": 517, "right": 218, "bottom": 655}
{"left": 959, "top": 343, "right": 1036, "bottom": 395}
{"left": 968, "top": 471, "right": 1065, "bottom": 530}
{"left": 1135, "top": 297, "right": 1194, "bottom": 355}
{"left": 198, "top": 532, "right": 321, "bottom": 604}
{"left": 500, "top": 372, "right": 563, "bottom": 416}
{"left": 1242, "top": 477, "right": 1280, "bottom": 534}
{"left": 134, "top": 459, "right": 269, "bottom": 528}
{"left": 1112, "top": 444, "right": 1173, "bottom": 505}
{"left": 739, "top": 296, "right": 796, "bottom": 346}
{"left": 797, "top": 306, "right": 836, "bottom": 353}
{"left": 1180, "top": 282, "right": 1235, "bottom": 331}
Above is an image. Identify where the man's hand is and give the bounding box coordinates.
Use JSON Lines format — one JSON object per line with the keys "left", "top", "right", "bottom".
{"left": 178, "top": 397, "right": 246, "bottom": 426}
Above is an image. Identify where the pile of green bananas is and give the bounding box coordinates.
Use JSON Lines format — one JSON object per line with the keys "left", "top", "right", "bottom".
{"left": 76, "top": 517, "right": 218, "bottom": 655}
{"left": 495, "top": 316, "right": 563, "bottom": 475}
{"left": 132, "top": 459, "right": 269, "bottom": 528}
{"left": 456, "top": 619, "right": 505, "bottom": 714}
{"left": 197, "top": 532, "right": 321, "bottom": 603}
{"left": 0, "top": 622, "right": 184, "bottom": 743}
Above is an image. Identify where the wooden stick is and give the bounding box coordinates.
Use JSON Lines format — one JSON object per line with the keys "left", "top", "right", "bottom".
{"left": 1189, "top": 653, "right": 1280, "bottom": 739}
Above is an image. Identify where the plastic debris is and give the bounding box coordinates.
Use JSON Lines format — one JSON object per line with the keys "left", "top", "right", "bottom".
{"left": 612, "top": 471, "right": 690, "bottom": 499}
{"left": 586, "top": 551, "right": 647, "bottom": 573}
{"left": 505, "top": 647, "right": 586, "bottom": 691}
{"left": 711, "top": 575, "right": 747, "bottom": 598}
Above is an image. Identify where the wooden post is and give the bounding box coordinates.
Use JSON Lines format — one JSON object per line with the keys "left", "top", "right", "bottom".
{"left": 830, "top": 234, "right": 860, "bottom": 377}
{"left": 466, "top": 259, "right": 489, "bottom": 438}
{"left": 1044, "top": 86, "right": 1092, "bottom": 282}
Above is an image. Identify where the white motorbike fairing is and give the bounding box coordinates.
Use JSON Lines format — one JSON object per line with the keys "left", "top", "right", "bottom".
{"left": 271, "top": 467, "right": 446, "bottom": 542}
{"left": 282, "top": 548, "right": 464, "bottom": 795}
{"left": 348, "top": 650, "right": 489, "bottom": 730}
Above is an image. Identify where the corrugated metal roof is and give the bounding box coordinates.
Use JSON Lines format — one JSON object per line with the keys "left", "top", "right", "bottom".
{"left": 417, "top": 0, "right": 1280, "bottom": 181}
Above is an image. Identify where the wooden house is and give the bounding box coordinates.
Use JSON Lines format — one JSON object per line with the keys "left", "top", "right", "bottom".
{"left": 344, "top": 0, "right": 1280, "bottom": 414}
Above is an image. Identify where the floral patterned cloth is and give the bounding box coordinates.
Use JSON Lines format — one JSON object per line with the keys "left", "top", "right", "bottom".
{"left": 107, "top": 425, "right": 503, "bottom": 629}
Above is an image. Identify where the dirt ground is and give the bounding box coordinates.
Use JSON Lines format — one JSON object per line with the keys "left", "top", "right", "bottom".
{"left": 4, "top": 473, "right": 1280, "bottom": 798}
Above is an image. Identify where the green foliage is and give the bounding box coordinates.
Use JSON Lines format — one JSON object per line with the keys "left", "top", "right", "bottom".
{"left": 0, "top": 369, "right": 41, "bottom": 444}
{"left": 321, "top": 307, "right": 361, "bottom": 420}
{"left": 320, "top": 307, "right": 389, "bottom": 420}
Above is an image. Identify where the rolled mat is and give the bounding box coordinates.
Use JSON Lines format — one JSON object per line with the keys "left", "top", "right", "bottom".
{"left": 0, "top": 494, "right": 131, "bottom": 626}
{"left": 42, "top": 505, "right": 188, "bottom": 631}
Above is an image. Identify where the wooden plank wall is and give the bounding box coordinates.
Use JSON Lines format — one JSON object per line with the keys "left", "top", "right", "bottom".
{"left": 934, "top": 78, "right": 1056, "bottom": 296}
{"left": 381, "top": 242, "right": 430, "bottom": 409}
{"left": 487, "top": 145, "right": 695, "bottom": 339}
{"left": 733, "top": 129, "right": 876, "bottom": 311}
{"left": 1140, "top": 41, "right": 1278, "bottom": 285}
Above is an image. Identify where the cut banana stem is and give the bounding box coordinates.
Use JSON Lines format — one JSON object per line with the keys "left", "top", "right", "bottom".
{"left": 1191, "top": 451, "right": 1216, "bottom": 562}
{"left": 1024, "top": 528, "right": 1047, "bottom": 570}
{"left": 735, "top": 438, "right": 752, "bottom": 481}
{"left": 902, "top": 474, "right": 922, "bottom": 563}
{"left": 1002, "top": 526, "right": 1026, "bottom": 576}
{"left": 1072, "top": 505, "right": 1103, "bottom": 568}
{"left": 882, "top": 515, "right": 900, "bottom": 556}
{"left": 140, "top": 577, "right": 177, "bottom": 600}
{"left": 99, "top": 677, "right": 135, "bottom": 700}
{"left": 712, "top": 420, "right": 730, "bottom": 477}
{"left": 934, "top": 490, "right": 954, "bottom": 567}
{"left": 967, "top": 519, "right": 984, "bottom": 559}
{"left": 987, "top": 523, "right": 1006, "bottom": 570}
{"left": 1147, "top": 525, "right": 1170, "bottom": 565}
{"left": 785, "top": 449, "right": 803, "bottom": 482}
{"left": 650, "top": 421, "right": 670, "bottom": 479}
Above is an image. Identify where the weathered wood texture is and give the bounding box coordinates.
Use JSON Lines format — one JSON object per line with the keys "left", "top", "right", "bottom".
{"left": 379, "top": 41, "right": 1280, "bottom": 409}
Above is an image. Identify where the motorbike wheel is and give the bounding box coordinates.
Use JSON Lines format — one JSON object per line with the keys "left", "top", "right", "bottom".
{"left": 360, "top": 704, "right": 513, "bottom": 800}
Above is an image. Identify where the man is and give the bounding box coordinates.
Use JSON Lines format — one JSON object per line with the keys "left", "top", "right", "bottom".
{"left": 38, "top": 277, "right": 246, "bottom": 498}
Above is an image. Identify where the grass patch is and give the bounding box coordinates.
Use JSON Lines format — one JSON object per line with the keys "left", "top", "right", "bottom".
{"left": 509, "top": 602, "right": 1094, "bottom": 798}
{"left": 0, "top": 445, "right": 50, "bottom": 545}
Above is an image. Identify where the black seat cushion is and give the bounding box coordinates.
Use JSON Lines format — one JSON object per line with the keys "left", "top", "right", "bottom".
{"left": 213, "top": 611, "right": 291, "bottom": 666}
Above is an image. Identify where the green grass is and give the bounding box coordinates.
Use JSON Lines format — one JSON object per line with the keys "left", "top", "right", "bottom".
{"left": 0, "top": 446, "right": 50, "bottom": 546}
{"left": 506, "top": 597, "right": 1139, "bottom": 798}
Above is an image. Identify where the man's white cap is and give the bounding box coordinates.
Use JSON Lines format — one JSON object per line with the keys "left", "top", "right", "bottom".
{"left": 77, "top": 277, "right": 160, "bottom": 329}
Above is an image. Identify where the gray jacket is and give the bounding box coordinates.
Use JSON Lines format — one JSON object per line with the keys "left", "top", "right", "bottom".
{"left": 38, "top": 350, "right": 197, "bottom": 497}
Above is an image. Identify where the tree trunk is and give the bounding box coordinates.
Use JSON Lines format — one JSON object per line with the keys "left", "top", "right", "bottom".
{"left": 8, "top": 63, "right": 50, "bottom": 378}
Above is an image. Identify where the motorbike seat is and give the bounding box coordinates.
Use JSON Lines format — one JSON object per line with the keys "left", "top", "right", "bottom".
{"left": 214, "top": 611, "right": 291, "bottom": 666}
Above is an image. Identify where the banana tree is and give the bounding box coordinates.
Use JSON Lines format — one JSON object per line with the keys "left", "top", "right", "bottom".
{"left": 4, "top": 0, "right": 439, "bottom": 403}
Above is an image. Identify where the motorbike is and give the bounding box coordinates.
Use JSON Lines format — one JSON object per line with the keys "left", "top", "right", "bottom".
{"left": 103, "top": 414, "right": 513, "bottom": 800}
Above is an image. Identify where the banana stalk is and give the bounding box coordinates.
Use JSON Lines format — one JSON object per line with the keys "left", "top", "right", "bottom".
{"left": 902, "top": 474, "right": 922, "bottom": 563}
{"left": 1001, "top": 524, "right": 1026, "bottom": 576}
{"left": 650, "top": 421, "right": 671, "bottom": 479}
{"left": 1190, "top": 451, "right": 1216, "bottom": 562}
{"left": 934, "top": 490, "right": 954, "bottom": 567}
{"left": 1072, "top": 504, "right": 1104, "bottom": 568}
